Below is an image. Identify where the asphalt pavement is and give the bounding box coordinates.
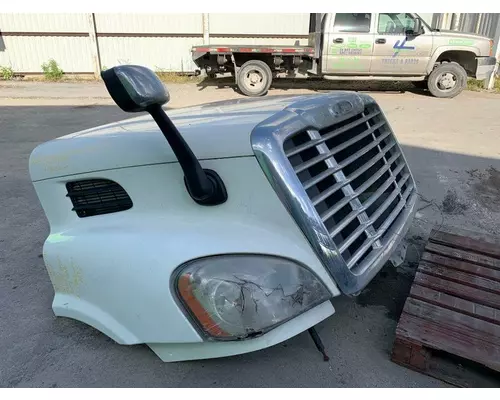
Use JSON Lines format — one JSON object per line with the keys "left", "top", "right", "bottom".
{"left": 1, "top": 81, "right": 499, "bottom": 387}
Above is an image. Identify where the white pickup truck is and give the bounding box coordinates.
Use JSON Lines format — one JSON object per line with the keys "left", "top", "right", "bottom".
{"left": 193, "top": 13, "right": 497, "bottom": 98}
{"left": 29, "top": 65, "right": 417, "bottom": 362}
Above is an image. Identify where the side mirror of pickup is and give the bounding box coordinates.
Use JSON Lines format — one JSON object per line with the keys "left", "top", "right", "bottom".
{"left": 101, "top": 65, "right": 227, "bottom": 206}
{"left": 406, "top": 18, "right": 423, "bottom": 36}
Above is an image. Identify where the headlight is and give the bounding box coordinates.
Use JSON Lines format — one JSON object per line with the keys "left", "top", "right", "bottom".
{"left": 174, "top": 254, "right": 331, "bottom": 340}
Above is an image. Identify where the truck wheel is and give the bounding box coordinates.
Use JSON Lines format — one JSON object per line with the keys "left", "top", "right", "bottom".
{"left": 237, "top": 60, "right": 272, "bottom": 97}
{"left": 427, "top": 62, "right": 467, "bottom": 98}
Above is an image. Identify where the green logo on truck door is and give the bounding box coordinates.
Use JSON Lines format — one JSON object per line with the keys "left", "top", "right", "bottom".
{"left": 449, "top": 39, "right": 475, "bottom": 46}
{"left": 331, "top": 39, "right": 372, "bottom": 55}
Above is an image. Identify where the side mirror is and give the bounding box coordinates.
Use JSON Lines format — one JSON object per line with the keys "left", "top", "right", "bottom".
{"left": 101, "top": 65, "right": 227, "bottom": 206}
{"left": 407, "top": 18, "right": 423, "bottom": 36}
{"left": 101, "top": 65, "right": 170, "bottom": 112}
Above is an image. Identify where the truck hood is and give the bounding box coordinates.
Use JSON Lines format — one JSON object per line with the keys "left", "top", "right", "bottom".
{"left": 434, "top": 30, "right": 492, "bottom": 41}
{"left": 29, "top": 95, "right": 314, "bottom": 181}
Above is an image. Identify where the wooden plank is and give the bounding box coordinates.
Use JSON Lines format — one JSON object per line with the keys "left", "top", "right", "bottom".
{"left": 425, "top": 242, "right": 500, "bottom": 272}
{"left": 429, "top": 228, "right": 500, "bottom": 259}
{"left": 421, "top": 251, "right": 500, "bottom": 282}
{"left": 414, "top": 272, "right": 500, "bottom": 310}
{"left": 392, "top": 337, "right": 430, "bottom": 371}
{"left": 403, "top": 297, "right": 500, "bottom": 345}
{"left": 410, "top": 284, "right": 500, "bottom": 325}
{"left": 430, "top": 225, "right": 500, "bottom": 248}
{"left": 418, "top": 262, "right": 500, "bottom": 295}
{"left": 396, "top": 313, "right": 500, "bottom": 372}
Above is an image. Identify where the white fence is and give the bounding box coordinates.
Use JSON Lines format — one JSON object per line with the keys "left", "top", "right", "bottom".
{"left": 0, "top": 13, "right": 310, "bottom": 75}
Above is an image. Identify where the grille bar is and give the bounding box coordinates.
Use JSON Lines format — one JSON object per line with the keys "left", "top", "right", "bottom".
{"left": 330, "top": 163, "right": 405, "bottom": 240}
{"left": 303, "top": 142, "right": 398, "bottom": 191}
{"left": 71, "top": 199, "right": 133, "bottom": 212}
{"left": 314, "top": 146, "right": 401, "bottom": 208}
{"left": 303, "top": 133, "right": 394, "bottom": 193}
{"left": 331, "top": 136, "right": 395, "bottom": 180}
{"left": 285, "top": 110, "right": 380, "bottom": 158}
{"left": 66, "top": 186, "right": 122, "bottom": 197}
{"left": 347, "top": 182, "right": 414, "bottom": 269}
{"left": 315, "top": 148, "right": 402, "bottom": 216}
{"left": 294, "top": 120, "right": 386, "bottom": 174}
{"left": 337, "top": 171, "right": 410, "bottom": 254}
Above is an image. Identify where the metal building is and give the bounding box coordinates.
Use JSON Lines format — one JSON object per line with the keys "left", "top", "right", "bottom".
{"left": 0, "top": 13, "right": 498, "bottom": 82}
{"left": 0, "top": 13, "right": 310, "bottom": 76}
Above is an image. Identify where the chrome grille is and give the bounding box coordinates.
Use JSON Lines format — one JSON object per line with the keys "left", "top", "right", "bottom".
{"left": 283, "top": 102, "right": 414, "bottom": 273}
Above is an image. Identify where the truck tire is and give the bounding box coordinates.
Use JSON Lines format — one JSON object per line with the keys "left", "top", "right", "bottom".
{"left": 427, "top": 62, "right": 467, "bottom": 98}
{"left": 237, "top": 60, "right": 272, "bottom": 97}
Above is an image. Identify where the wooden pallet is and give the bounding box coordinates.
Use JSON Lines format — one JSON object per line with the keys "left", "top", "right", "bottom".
{"left": 391, "top": 225, "right": 500, "bottom": 386}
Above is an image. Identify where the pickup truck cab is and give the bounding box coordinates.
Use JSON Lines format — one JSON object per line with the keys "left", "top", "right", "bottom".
{"left": 192, "top": 13, "right": 497, "bottom": 98}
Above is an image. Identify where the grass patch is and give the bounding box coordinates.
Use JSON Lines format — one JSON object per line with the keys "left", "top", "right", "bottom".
{"left": 467, "top": 76, "right": 500, "bottom": 93}
{"left": 41, "top": 59, "right": 64, "bottom": 81}
{"left": 155, "top": 69, "right": 202, "bottom": 84}
{"left": 1, "top": 65, "right": 14, "bottom": 80}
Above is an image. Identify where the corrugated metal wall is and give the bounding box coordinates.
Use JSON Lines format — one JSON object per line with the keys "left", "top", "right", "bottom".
{"left": 209, "top": 13, "right": 309, "bottom": 35}
{"left": 0, "top": 13, "right": 92, "bottom": 73}
{"left": 3, "top": 13, "right": 495, "bottom": 75}
{"left": 432, "top": 13, "right": 500, "bottom": 39}
{"left": 94, "top": 13, "right": 203, "bottom": 33}
{"left": 94, "top": 13, "right": 204, "bottom": 72}
{"left": 0, "top": 13, "right": 310, "bottom": 74}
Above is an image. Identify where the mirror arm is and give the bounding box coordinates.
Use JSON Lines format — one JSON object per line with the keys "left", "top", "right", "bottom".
{"left": 147, "top": 104, "right": 228, "bottom": 206}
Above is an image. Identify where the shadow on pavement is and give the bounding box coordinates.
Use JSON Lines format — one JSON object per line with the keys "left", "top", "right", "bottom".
{"left": 197, "top": 76, "right": 432, "bottom": 97}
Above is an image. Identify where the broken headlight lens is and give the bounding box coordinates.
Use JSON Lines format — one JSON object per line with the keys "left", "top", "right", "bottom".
{"left": 175, "top": 254, "right": 331, "bottom": 340}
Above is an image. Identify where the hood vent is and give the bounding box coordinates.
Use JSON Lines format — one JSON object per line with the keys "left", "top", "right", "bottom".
{"left": 66, "top": 179, "right": 133, "bottom": 218}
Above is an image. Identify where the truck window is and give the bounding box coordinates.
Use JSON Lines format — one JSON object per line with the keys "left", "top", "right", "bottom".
{"left": 378, "top": 13, "right": 416, "bottom": 35}
{"left": 333, "top": 13, "right": 371, "bottom": 33}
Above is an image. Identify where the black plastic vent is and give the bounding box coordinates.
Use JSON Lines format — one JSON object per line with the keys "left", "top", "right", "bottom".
{"left": 66, "top": 179, "right": 133, "bottom": 218}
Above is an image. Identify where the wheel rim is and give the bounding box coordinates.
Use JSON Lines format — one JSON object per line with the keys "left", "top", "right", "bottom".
{"left": 436, "top": 72, "right": 457, "bottom": 91}
{"left": 243, "top": 68, "right": 266, "bottom": 92}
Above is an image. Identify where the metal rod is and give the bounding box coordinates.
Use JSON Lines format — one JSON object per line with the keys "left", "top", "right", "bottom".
{"left": 308, "top": 327, "right": 330, "bottom": 362}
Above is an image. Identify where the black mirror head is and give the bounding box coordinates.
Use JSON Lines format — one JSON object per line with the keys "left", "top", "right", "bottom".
{"left": 406, "top": 18, "right": 423, "bottom": 36}
{"left": 101, "top": 65, "right": 170, "bottom": 113}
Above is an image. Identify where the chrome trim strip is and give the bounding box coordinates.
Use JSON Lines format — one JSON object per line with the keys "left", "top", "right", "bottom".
{"left": 285, "top": 110, "right": 380, "bottom": 157}
{"left": 250, "top": 92, "right": 417, "bottom": 295}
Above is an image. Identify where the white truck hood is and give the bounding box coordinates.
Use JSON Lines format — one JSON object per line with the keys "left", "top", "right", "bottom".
{"left": 29, "top": 95, "right": 312, "bottom": 181}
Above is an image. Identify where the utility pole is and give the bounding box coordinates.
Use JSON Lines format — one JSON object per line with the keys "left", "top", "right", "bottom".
{"left": 87, "top": 13, "right": 102, "bottom": 79}
{"left": 202, "top": 14, "right": 210, "bottom": 45}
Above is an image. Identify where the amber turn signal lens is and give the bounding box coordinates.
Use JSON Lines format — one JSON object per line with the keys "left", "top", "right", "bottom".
{"left": 175, "top": 255, "right": 331, "bottom": 340}
{"left": 177, "top": 274, "right": 230, "bottom": 338}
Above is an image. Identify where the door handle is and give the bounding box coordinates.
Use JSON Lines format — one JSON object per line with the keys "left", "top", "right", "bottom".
{"left": 334, "top": 38, "right": 344, "bottom": 43}
{"left": 375, "top": 38, "right": 386, "bottom": 44}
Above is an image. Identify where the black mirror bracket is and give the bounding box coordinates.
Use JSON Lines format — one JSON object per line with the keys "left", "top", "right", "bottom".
{"left": 147, "top": 104, "right": 228, "bottom": 206}
{"left": 184, "top": 169, "right": 228, "bottom": 206}
{"left": 101, "top": 65, "right": 228, "bottom": 206}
